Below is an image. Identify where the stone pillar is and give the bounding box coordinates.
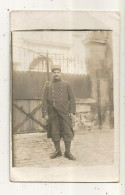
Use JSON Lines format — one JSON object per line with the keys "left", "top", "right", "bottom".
{"left": 83, "top": 31, "right": 107, "bottom": 99}
{"left": 83, "top": 31, "right": 113, "bottom": 129}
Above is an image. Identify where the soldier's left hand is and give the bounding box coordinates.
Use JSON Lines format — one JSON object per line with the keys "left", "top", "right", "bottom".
{"left": 69, "top": 113, "right": 76, "bottom": 122}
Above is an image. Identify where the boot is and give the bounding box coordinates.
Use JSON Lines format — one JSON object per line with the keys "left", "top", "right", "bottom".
{"left": 64, "top": 141, "right": 76, "bottom": 161}
{"left": 50, "top": 141, "right": 62, "bottom": 159}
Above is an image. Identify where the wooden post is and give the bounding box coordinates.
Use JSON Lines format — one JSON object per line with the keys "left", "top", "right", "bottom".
{"left": 96, "top": 70, "right": 102, "bottom": 129}
{"left": 59, "top": 56, "right": 61, "bottom": 66}
{"left": 67, "top": 57, "right": 69, "bottom": 73}
{"left": 108, "top": 77, "right": 113, "bottom": 129}
{"left": 77, "top": 57, "right": 79, "bottom": 74}
{"left": 71, "top": 57, "right": 73, "bottom": 73}
{"left": 46, "top": 51, "right": 50, "bottom": 81}
{"left": 63, "top": 55, "right": 64, "bottom": 73}
{"left": 73, "top": 57, "right": 75, "bottom": 74}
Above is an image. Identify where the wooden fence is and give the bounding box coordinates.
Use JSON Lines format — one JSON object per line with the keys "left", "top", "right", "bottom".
{"left": 13, "top": 72, "right": 92, "bottom": 99}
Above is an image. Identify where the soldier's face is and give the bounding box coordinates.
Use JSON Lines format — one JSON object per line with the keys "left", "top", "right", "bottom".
{"left": 52, "top": 70, "right": 62, "bottom": 80}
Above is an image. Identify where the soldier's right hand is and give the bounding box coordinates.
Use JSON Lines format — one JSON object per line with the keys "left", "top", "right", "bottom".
{"left": 44, "top": 115, "right": 49, "bottom": 120}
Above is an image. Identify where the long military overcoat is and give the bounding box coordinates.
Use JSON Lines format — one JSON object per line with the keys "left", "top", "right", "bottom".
{"left": 42, "top": 79, "right": 76, "bottom": 139}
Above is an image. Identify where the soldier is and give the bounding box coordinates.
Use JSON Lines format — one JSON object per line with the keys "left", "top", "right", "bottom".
{"left": 42, "top": 65, "right": 76, "bottom": 160}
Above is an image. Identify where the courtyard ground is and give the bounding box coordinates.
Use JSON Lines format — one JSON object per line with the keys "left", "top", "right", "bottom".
{"left": 13, "top": 128, "right": 114, "bottom": 168}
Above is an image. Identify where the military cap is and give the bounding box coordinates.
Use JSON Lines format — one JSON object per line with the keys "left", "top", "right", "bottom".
{"left": 51, "top": 65, "right": 61, "bottom": 72}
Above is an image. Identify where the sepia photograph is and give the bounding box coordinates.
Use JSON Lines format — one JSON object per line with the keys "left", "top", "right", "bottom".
{"left": 10, "top": 11, "right": 120, "bottom": 182}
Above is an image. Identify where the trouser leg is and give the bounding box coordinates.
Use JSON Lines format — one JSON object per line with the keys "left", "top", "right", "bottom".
{"left": 50, "top": 114, "right": 62, "bottom": 159}
{"left": 54, "top": 141, "right": 61, "bottom": 152}
{"left": 64, "top": 141, "right": 71, "bottom": 153}
{"left": 51, "top": 114, "right": 61, "bottom": 141}
{"left": 64, "top": 141, "right": 76, "bottom": 161}
{"left": 50, "top": 141, "right": 62, "bottom": 159}
{"left": 59, "top": 116, "right": 74, "bottom": 142}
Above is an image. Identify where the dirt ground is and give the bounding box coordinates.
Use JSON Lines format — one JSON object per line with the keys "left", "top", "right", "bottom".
{"left": 13, "top": 128, "right": 114, "bottom": 168}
